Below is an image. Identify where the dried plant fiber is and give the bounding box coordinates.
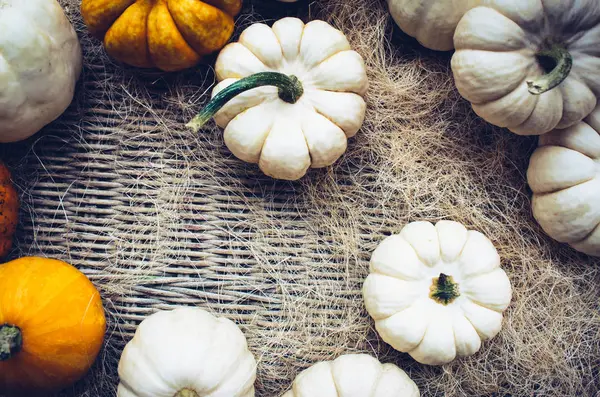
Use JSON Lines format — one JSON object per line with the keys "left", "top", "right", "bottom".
{"left": 1, "top": 0, "right": 599, "bottom": 396}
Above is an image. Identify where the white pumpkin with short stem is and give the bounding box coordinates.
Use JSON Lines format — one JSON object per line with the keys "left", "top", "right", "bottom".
{"left": 363, "top": 221, "right": 512, "bottom": 366}
{"left": 451, "top": 0, "right": 600, "bottom": 135}
{"left": 282, "top": 354, "right": 420, "bottom": 397}
{"left": 387, "top": 0, "right": 481, "bottom": 51}
{"left": 187, "top": 17, "right": 368, "bottom": 181}
{"left": 117, "top": 308, "right": 257, "bottom": 397}
{"left": 527, "top": 104, "right": 600, "bottom": 257}
{"left": 0, "top": 0, "right": 82, "bottom": 143}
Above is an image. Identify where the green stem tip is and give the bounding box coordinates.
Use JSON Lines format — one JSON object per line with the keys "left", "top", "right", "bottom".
{"left": 527, "top": 44, "right": 573, "bottom": 95}
{"left": 174, "top": 388, "right": 200, "bottom": 397}
{"left": 0, "top": 324, "right": 22, "bottom": 361}
{"left": 187, "top": 72, "right": 304, "bottom": 132}
{"left": 430, "top": 273, "right": 460, "bottom": 305}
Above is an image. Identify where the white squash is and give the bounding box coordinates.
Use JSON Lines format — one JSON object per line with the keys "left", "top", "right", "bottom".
{"left": 527, "top": 104, "right": 600, "bottom": 257}
{"left": 0, "top": 0, "right": 82, "bottom": 143}
{"left": 451, "top": 0, "right": 600, "bottom": 135}
{"left": 363, "top": 221, "right": 512, "bottom": 366}
{"left": 282, "top": 354, "right": 420, "bottom": 397}
{"left": 117, "top": 307, "right": 257, "bottom": 397}
{"left": 387, "top": 0, "right": 481, "bottom": 51}
{"left": 187, "top": 17, "right": 368, "bottom": 181}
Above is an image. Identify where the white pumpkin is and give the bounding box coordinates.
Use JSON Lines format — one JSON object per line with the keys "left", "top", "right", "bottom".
{"left": 187, "top": 17, "right": 368, "bottom": 181}
{"left": 117, "top": 308, "right": 257, "bottom": 397}
{"left": 282, "top": 354, "right": 420, "bottom": 397}
{"left": 0, "top": 0, "right": 82, "bottom": 143}
{"left": 387, "top": 0, "right": 481, "bottom": 51}
{"left": 451, "top": 0, "right": 600, "bottom": 135}
{"left": 363, "top": 221, "right": 512, "bottom": 366}
{"left": 527, "top": 104, "right": 600, "bottom": 257}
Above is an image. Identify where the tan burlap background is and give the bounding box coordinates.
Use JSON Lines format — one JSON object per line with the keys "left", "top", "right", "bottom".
{"left": 1, "top": 0, "right": 599, "bottom": 396}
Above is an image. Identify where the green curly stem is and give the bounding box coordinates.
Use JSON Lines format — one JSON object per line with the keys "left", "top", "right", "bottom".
{"left": 187, "top": 72, "right": 304, "bottom": 132}
{"left": 0, "top": 324, "right": 22, "bottom": 361}
{"left": 174, "top": 389, "right": 200, "bottom": 397}
{"left": 430, "top": 273, "right": 460, "bottom": 305}
{"left": 527, "top": 44, "right": 573, "bottom": 95}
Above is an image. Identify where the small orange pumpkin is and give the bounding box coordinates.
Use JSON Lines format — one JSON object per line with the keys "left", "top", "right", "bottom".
{"left": 0, "top": 257, "right": 106, "bottom": 395}
{"left": 81, "top": 0, "right": 243, "bottom": 72}
{"left": 0, "top": 163, "right": 18, "bottom": 258}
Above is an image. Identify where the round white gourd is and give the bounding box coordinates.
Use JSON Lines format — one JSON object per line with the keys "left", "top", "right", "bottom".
{"left": 282, "top": 354, "right": 420, "bottom": 397}
{"left": 187, "top": 17, "right": 368, "bottom": 181}
{"left": 0, "top": 0, "right": 82, "bottom": 143}
{"left": 363, "top": 221, "right": 512, "bottom": 366}
{"left": 387, "top": 0, "right": 481, "bottom": 51}
{"left": 117, "top": 307, "right": 257, "bottom": 397}
{"left": 451, "top": 0, "right": 600, "bottom": 136}
{"left": 527, "top": 104, "right": 600, "bottom": 257}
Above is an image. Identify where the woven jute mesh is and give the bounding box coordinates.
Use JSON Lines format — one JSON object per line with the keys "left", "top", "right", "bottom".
{"left": 2, "top": 1, "right": 599, "bottom": 396}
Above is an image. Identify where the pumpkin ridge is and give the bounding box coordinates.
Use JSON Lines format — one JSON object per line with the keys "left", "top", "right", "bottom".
{"left": 464, "top": 295, "right": 503, "bottom": 314}
{"left": 103, "top": 0, "right": 155, "bottom": 68}
{"left": 413, "top": 0, "right": 436, "bottom": 47}
{"left": 459, "top": 304, "right": 486, "bottom": 339}
{"left": 144, "top": 1, "right": 154, "bottom": 67}
{"left": 81, "top": 0, "right": 136, "bottom": 38}
{"left": 406, "top": 320, "right": 432, "bottom": 356}
{"left": 148, "top": 0, "right": 201, "bottom": 71}
{"left": 327, "top": 362, "right": 343, "bottom": 396}
{"left": 308, "top": 91, "right": 364, "bottom": 138}
{"left": 369, "top": 362, "right": 385, "bottom": 397}
{"left": 256, "top": 113, "right": 276, "bottom": 166}
{"left": 167, "top": 0, "right": 234, "bottom": 57}
{"left": 533, "top": 174, "right": 596, "bottom": 195}
{"left": 162, "top": 0, "right": 198, "bottom": 54}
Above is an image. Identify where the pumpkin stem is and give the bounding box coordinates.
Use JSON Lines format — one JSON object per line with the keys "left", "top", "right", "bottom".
{"left": 0, "top": 324, "right": 22, "bottom": 361}
{"left": 186, "top": 72, "right": 304, "bottom": 132}
{"left": 174, "top": 388, "right": 200, "bottom": 397}
{"left": 429, "top": 273, "right": 460, "bottom": 305}
{"left": 527, "top": 44, "right": 572, "bottom": 95}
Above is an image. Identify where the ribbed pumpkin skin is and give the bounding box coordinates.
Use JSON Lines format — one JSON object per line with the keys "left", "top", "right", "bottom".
{"left": 0, "top": 163, "right": 18, "bottom": 258}
{"left": 0, "top": 258, "right": 106, "bottom": 395}
{"left": 81, "top": 0, "right": 242, "bottom": 71}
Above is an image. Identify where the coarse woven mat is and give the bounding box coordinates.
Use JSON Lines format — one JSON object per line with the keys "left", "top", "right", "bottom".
{"left": 1, "top": 0, "right": 600, "bottom": 396}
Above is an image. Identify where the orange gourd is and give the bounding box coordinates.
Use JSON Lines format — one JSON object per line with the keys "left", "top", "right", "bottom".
{"left": 0, "top": 257, "right": 106, "bottom": 395}
{"left": 0, "top": 163, "right": 18, "bottom": 258}
{"left": 81, "top": 0, "right": 242, "bottom": 72}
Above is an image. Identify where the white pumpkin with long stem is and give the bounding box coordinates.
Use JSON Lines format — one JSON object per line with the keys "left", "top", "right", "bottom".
{"left": 0, "top": 0, "right": 82, "bottom": 143}
{"left": 527, "top": 104, "right": 600, "bottom": 257}
{"left": 117, "top": 308, "right": 257, "bottom": 397}
{"left": 282, "top": 354, "right": 420, "bottom": 397}
{"left": 387, "top": 0, "right": 481, "bottom": 51}
{"left": 363, "top": 221, "right": 512, "bottom": 366}
{"left": 187, "top": 17, "right": 368, "bottom": 181}
{"left": 451, "top": 0, "right": 600, "bottom": 135}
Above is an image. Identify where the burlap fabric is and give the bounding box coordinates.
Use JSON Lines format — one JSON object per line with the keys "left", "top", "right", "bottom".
{"left": 1, "top": 1, "right": 599, "bottom": 396}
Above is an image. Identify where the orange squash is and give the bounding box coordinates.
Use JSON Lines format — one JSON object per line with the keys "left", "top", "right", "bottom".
{"left": 81, "top": 0, "right": 242, "bottom": 72}
{"left": 0, "top": 257, "right": 106, "bottom": 395}
{"left": 0, "top": 163, "right": 18, "bottom": 258}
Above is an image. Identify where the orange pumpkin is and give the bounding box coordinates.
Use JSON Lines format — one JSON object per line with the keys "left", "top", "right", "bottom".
{"left": 81, "top": 0, "right": 243, "bottom": 72}
{"left": 0, "top": 257, "right": 106, "bottom": 395}
{"left": 0, "top": 163, "right": 18, "bottom": 258}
